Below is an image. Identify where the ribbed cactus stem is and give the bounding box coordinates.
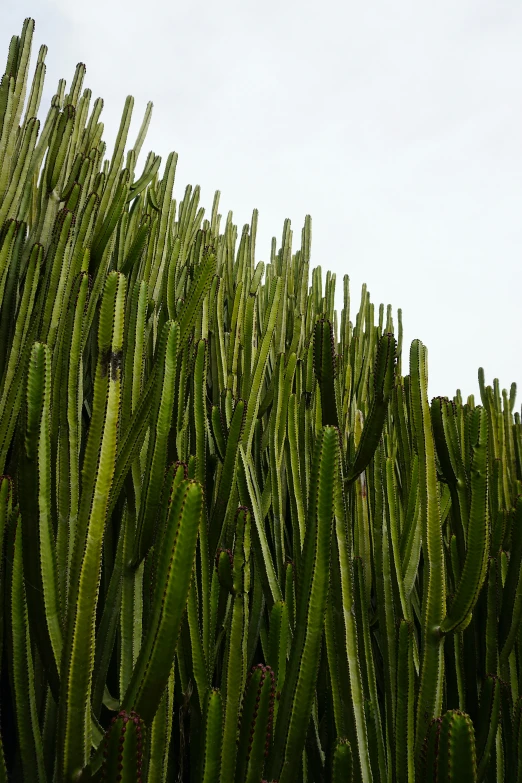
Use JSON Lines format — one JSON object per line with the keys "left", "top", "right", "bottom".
{"left": 101, "top": 710, "right": 145, "bottom": 783}
{"left": 235, "top": 663, "right": 276, "bottom": 783}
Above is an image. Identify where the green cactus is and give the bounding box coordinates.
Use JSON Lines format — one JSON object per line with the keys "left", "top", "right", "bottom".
{"left": 437, "top": 710, "right": 478, "bottom": 783}
{"left": 331, "top": 738, "right": 353, "bottom": 783}
{"left": 99, "top": 711, "right": 145, "bottom": 783}
{"left": 235, "top": 664, "right": 276, "bottom": 783}
{"left": 0, "top": 18, "right": 520, "bottom": 783}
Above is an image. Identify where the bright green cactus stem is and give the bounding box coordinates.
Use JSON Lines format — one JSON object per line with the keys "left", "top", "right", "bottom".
{"left": 58, "top": 271, "right": 126, "bottom": 780}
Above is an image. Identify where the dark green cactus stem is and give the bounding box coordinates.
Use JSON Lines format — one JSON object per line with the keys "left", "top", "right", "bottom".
{"left": 235, "top": 664, "right": 276, "bottom": 783}
{"left": 410, "top": 340, "right": 446, "bottom": 756}
{"left": 346, "top": 332, "right": 396, "bottom": 485}
{"left": 267, "top": 600, "right": 289, "bottom": 715}
{"left": 99, "top": 711, "right": 145, "bottom": 783}
{"left": 430, "top": 396, "right": 469, "bottom": 565}
{"left": 7, "top": 511, "right": 46, "bottom": 781}
{"left": 499, "top": 495, "right": 522, "bottom": 665}
{"left": 313, "top": 318, "right": 339, "bottom": 427}
{"left": 219, "top": 504, "right": 251, "bottom": 782}
{"left": 476, "top": 674, "right": 501, "bottom": 779}
{"left": 216, "top": 547, "right": 234, "bottom": 594}
{"left": 268, "top": 426, "right": 336, "bottom": 783}
{"left": 200, "top": 689, "right": 223, "bottom": 783}
{"left": 121, "top": 479, "right": 203, "bottom": 724}
{"left": 420, "top": 717, "right": 442, "bottom": 781}
{"left": 437, "top": 710, "right": 477, "bottom": 783}
{"left": 130, "top": 319, "right": 179, "bottom": 567}
{"left": 514, "top": 697, "right": 522, "bottom": 783}
{"left": 440, "top": 406, "right": 488, "bottom": 634}
{"left": 331, "top": 738, "right": 353, "bottom": 783}
{"left": 19, "top": 342, "right": 62, "bottom": 698}
{"left": 395, "top": 619, "right": 415, "bottom": 782}
{"left": 209, "top": 398, "right": 246, "bottom": 559}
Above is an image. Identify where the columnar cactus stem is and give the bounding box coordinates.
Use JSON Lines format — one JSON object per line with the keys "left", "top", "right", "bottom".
{"left": 101, "top": 710, "right": 145, "bottom": 783}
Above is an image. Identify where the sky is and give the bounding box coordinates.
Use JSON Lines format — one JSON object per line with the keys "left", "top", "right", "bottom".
{"left": 2, "top": 0, "right": 521, "bottom": 402}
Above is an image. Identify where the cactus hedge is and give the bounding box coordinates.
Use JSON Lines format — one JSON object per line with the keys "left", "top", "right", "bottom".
{"left": 0, "top": 17, "right": 521, "bottom": 783}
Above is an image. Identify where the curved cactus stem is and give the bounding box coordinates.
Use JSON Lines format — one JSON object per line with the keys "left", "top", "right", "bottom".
{"left": 121, "top": 479, "right": 202, "bottom": 724}
{"left": 130, "top": 319, "right": 179, "bottom": 567}
{"left": 345, "top": 332, "right": 396, "bottom": 485}
{"left": 242, "top": 277, "right": 282, "bottom": 455}
{"left": 441, "top": 407, "right": 488, "bottom": 634}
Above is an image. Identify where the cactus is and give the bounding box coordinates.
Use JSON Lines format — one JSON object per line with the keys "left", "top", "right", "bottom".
{"left": 0, "top": 17, "right": 521, "bottom": 783}
{"left": 100, "top": 710, "right": 145, "bottom": 783}
{"left": 235, "top": 664, "right": 275, "bottom": 783}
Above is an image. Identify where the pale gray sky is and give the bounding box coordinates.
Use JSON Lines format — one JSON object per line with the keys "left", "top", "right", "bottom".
{"left": 3, "top": 1, "right": 521, "bottom": 401}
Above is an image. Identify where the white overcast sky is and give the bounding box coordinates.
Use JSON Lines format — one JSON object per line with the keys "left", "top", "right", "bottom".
{"left": 3, "top": 0, "right": 521, "bottom": 402}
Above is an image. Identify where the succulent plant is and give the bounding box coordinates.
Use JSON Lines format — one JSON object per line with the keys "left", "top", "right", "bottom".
{"left": 0, "top": 16, "right": 520, "bottom": 783}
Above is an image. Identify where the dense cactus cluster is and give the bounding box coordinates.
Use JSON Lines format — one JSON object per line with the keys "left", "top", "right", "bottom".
{"left": 0, "top": 17, "right": 521, "bottom": 783}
